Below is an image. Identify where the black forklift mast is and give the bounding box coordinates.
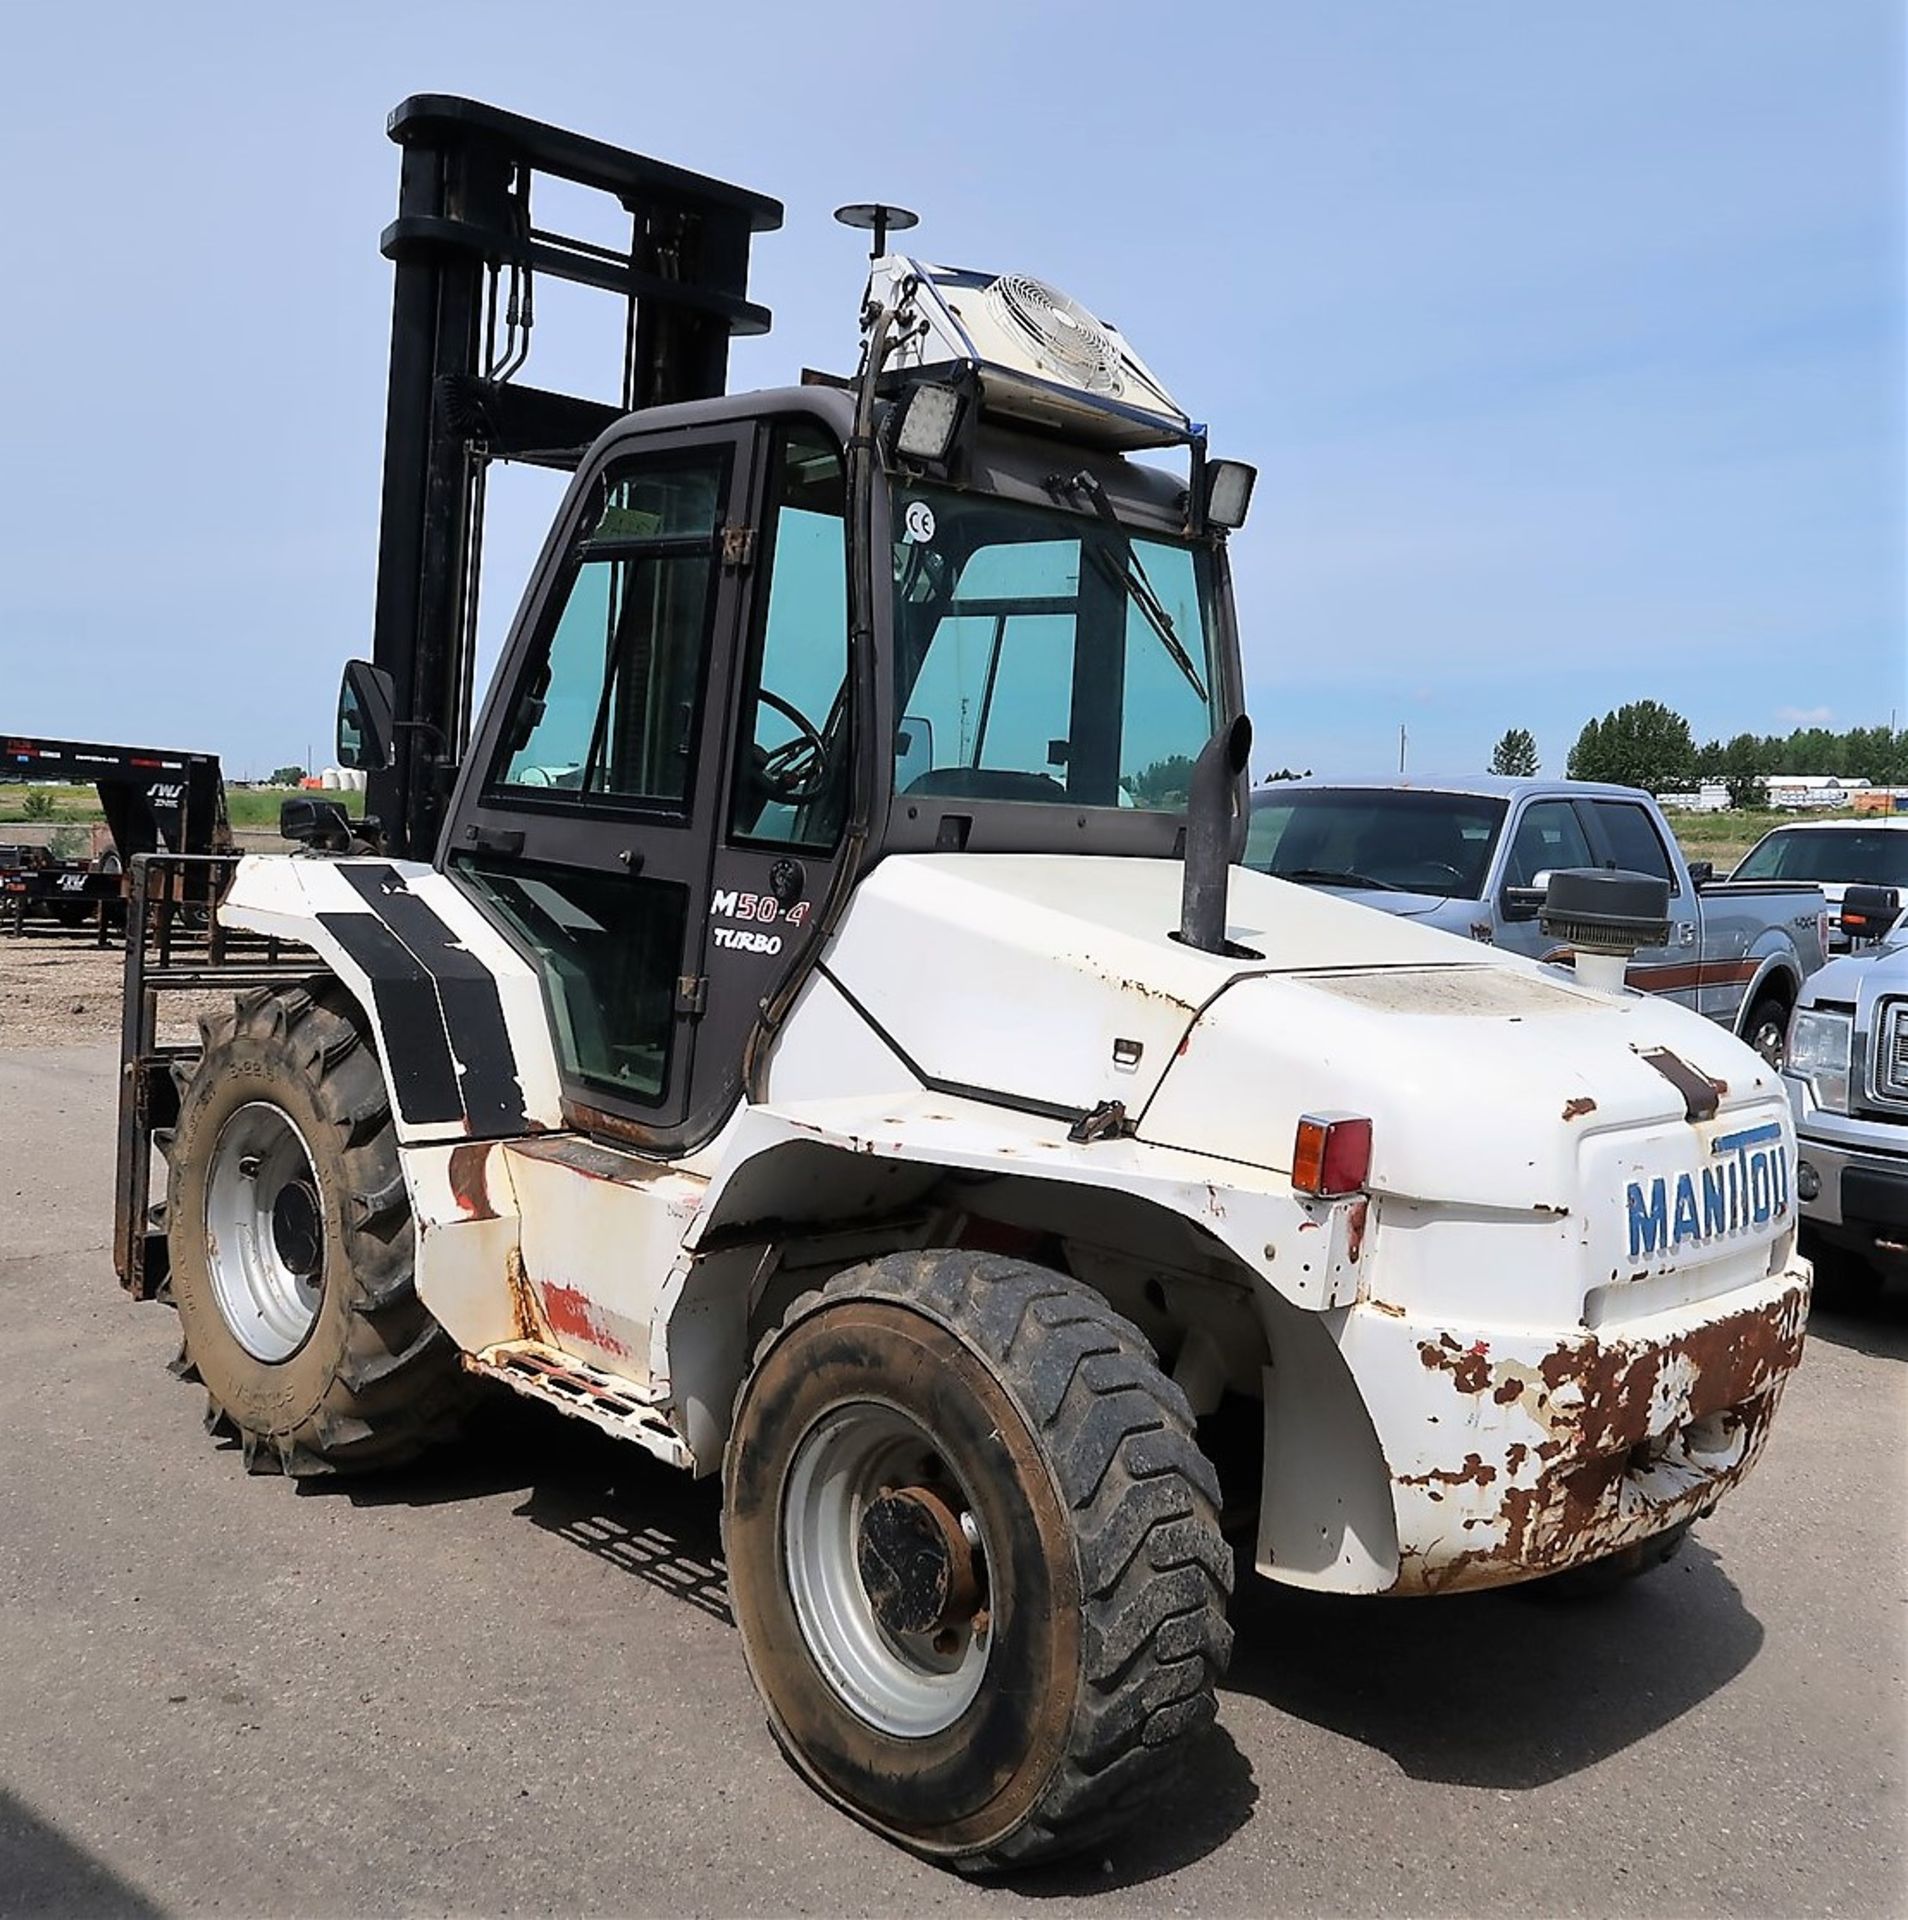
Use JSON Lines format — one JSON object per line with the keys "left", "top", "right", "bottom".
{"left": 369, "top": 95, "right": 783, "bottom": 860}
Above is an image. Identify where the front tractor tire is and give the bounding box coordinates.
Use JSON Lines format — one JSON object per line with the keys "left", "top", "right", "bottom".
{"left": 723, "top": 1251, "right": 1233, "bottom": 1872}
{"left": 165, "top": 984, "right": 469, "bottom": 1477}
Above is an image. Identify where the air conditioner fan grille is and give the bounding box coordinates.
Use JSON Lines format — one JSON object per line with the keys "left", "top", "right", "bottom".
{"left": 985, "top": 273, "right": 1124, "bottom": 396}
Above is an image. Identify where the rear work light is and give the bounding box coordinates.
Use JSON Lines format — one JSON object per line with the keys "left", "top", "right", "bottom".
{"left": 1292, "top": 1112, "right": 1373, "bottom": 1197}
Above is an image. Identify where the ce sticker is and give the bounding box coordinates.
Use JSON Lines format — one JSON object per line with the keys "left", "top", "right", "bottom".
{"left": 903, "top": 500, "right": 936, "bottom": 544}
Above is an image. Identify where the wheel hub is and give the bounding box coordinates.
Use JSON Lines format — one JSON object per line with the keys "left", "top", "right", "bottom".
{"left": 203, "top": 1100, "right": 326, "bottom": 1363}
{"left": 271, "top": 1179, "right": 323, "bottom": 1276}
{"left": 857, "top": 1485, "right": 980, "bottom": 1637}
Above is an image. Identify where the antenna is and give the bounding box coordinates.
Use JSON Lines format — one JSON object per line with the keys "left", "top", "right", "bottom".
{"left": 834, "top": 201, "right": 919, "bottom": 260}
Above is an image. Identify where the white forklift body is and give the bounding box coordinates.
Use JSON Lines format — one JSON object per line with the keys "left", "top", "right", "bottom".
{"left": 219, "top": 845, "right": 1810, "bottom": 1597}
{"left": 122, "top": 98, "right": 1812, "bottom": 1870}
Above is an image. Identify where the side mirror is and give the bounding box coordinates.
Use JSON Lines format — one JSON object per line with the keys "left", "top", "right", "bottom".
{"left": 336, "top": 660, "right": 396, "bottom": 773}
{"left": 1841, "top": 884, "right": 1902, "bottom": 945}
{"left": 1686, "top": 859, "right": 1714, "bottom": 886}
{"left": 1501, "top": 870, "right": 1555, "bottom": 923}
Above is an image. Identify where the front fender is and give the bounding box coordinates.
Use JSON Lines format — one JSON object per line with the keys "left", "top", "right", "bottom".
{"left": 687, "top": 1090, "right": 1370, "bottom": 1314}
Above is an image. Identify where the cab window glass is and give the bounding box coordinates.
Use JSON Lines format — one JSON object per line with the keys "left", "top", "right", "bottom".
{"left": 1506, "top": 800, "right": 1594, "bottom": 886}
{"left": 1588, "top": 801, "right": 1676, "bottom": 887}
{"left": 729, "top": 427, "right": 849, "bottom": 848}
{"left": 496, "top": 455, "right": 725, "bottom": 804}
{"left": 457, "top": 861, "right": 686, "bottom": 1106}
{"left": 890, "top": 488, "right": 1220, "bottom": 809}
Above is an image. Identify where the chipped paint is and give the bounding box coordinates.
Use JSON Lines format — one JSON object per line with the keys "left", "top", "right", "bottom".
{"left": 540, "top": 1280, "right": 631, "bottom": 1358}
{"left": 1388, "top": 1277, "right": 1808, "bottom": 1592}
{"left": 1561, "top": 1096, "right": 1597, "bottom": 1121}
{"left": 446, "top": 1141, "right": 497, "bottom": 1220}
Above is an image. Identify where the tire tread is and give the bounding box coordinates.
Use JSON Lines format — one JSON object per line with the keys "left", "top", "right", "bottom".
{"left": 739, "top": 1248, "right": 1231, "bottom": 1869}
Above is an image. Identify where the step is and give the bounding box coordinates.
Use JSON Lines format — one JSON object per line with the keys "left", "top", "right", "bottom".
{"left": 466, "top": 1340, "right": 691, "bottom": 1469}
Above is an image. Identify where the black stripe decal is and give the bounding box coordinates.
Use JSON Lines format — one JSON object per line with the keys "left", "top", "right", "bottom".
{"left": 336, "top": 864, "right": 530, "bottom": 1134}
{"left": 317, "top": 910, "right": 465, "bottom": 1125}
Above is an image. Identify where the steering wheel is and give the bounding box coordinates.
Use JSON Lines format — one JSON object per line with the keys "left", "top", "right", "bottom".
{"left": 754, "top": 690, "right": 831, "bottom": 803}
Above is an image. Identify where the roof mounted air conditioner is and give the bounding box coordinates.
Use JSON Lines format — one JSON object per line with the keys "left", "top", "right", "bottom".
{"left": 867, "top": 257, "right": 1193, "bottom": 451}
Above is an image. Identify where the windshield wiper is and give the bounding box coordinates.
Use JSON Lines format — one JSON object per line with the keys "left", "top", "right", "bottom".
{"left": 1280, "top": 866, "right": 1404, "bottom": 892}
{"left": 1052, "top": 469, "right": 1208, "bottom": 702}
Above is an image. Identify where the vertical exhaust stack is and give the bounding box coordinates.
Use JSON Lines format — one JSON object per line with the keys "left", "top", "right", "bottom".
{"left": 1179, "top": 716, "right": 1253, "bottom": 955}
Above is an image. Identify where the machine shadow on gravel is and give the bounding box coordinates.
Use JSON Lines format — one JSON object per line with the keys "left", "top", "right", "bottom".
{"left": 0, "top": 1789, "right": 163, "bottom": 1920}
{"left": 307, "top": 1392, "right": 1260, "bottom": 1880}
{"left": 1220, "top": 1536, "right": 1763, "bottom": 1789}
{"left": 1804, "top": 1282, "right": 1908, "bottom": 1362}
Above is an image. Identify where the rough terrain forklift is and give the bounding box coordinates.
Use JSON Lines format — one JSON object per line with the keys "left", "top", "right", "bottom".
{"left": 116, "top": 97, "right": 1811, "bottom": 1867}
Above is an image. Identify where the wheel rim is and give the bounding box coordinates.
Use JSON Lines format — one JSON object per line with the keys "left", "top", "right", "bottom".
{"left": 203, "top": 1101, "right": 326, "bottom": 1362}
{"left": 782, "top": 1402, "right": 993, "bottom": 1738}
{"left": 1750, "top": 1018, "right": 1785, "bottom": 1068}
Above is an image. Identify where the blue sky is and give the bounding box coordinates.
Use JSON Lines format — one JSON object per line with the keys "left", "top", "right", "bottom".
{"left": 1, "top": 1, "right": 1900, "bottom": 781}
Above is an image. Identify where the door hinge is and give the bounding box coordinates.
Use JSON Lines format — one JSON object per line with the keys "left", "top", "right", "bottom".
{"left": 675, "top": 974, "right": 708, "bottom": 1017}
{"left": 721, "top": 525, "right": 756, "bottom": 571}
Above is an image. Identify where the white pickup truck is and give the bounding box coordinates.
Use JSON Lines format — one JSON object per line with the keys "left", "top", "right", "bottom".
{"left": 1785, "top": 884, "right": 1908, "bottom": 1292}
{"left": 1247, "top": 775, "right": 1829, "bottom": 1065}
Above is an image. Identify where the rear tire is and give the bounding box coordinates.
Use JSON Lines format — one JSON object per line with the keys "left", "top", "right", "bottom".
{"left": 165, "top": 983, "right": 469, "bottom": 1476}
{"left": 723, "top": 1250, "right": 1232, "bottom": 1871}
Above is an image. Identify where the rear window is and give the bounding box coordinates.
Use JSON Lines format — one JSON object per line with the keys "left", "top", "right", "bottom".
{"left": 1734, "top": 828, "right": 1908, "bottom": 888}
{"left": 1246, "top": 789, "right": 1507, "bottom": 898}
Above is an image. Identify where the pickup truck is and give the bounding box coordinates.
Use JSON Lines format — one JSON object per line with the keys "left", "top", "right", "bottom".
{"left": 1731, "top": 816, "right": 1908, "bottom": 950}
{"left": 1245, "top": 775, "right": 1828, "bottom": 1064}
{"left": 1785, "top": 884, "right": 1908, "bottom": 1293}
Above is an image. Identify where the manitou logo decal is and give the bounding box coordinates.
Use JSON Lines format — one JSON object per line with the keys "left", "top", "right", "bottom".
{"left": 1626, "top": 1121, "right": 1789, "bottom": 1259}
{"left": 709, "top": 887, "right": 809, "bottom": 957}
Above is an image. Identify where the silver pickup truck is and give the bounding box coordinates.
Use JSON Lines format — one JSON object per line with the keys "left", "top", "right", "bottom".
{"left": 1785, "top": 885, "right": 1908, "bottom": 1293}
{"left": 1247, "top": 776, "right": 1828, "bottom": 1063}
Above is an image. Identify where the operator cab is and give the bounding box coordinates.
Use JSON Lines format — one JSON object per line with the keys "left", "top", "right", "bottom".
{"left": 331, "top": 140, "right": 1257, "bottom": 1156}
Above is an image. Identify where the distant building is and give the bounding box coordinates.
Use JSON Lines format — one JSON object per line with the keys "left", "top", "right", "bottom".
{"left": 1764, "top": 776, "right": 1870, "bottom": 811}
{"left": 1658, "top": 782, "right": 1732, "bottom": 812}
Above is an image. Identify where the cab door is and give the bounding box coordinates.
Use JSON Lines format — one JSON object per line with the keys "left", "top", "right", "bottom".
{"left": 445, "top": 426, "right": 754, "bottom": 1144}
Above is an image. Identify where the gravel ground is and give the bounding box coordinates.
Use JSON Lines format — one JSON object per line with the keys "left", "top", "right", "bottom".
{"left": 0, "top": 927, "right": 132, "bottom": 1049}
{"left": 0, "top": 830, "right": 287, "bottom": 1051}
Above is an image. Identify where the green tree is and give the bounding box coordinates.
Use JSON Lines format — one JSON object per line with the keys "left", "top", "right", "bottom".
{"left": 269, "top": 764, "right": 307, "bottom": 786}
{"left": 1566, "top": 701, "right": 1697, "bottom": 794}
{"left": 21, "top": 790, "right": 56, "bottom": 821}
{"left": 1128, "top": 754, "right": 1195, "bottom": 807}
{"left": 1488, "top": 727, "right": 1538, "bottom": 777}
{"left": 1720, "top": 733, "right": 1767, "bottom": 809}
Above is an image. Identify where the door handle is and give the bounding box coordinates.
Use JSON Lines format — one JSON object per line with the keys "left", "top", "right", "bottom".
{"left": 462, "top": 824, "right": 524, "bottom": 857}
{"left": 1675, "top": 921, "right": 1697, "bottom": 947}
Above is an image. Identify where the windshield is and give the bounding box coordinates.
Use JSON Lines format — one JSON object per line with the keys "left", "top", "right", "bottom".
{"left": 1246, "top": 788, "right": 1508, "bottom": 898}
{"left": 889, "top": 483, "right": 1221, "bottom": 810}
{"left": 1733, "top": 826, "right": 1908, "bottom": 888}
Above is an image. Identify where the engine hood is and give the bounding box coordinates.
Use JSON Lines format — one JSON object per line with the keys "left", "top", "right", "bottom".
{"left": 823, "top": 856, "right": 1778, "bottom": 1141}
{"left": 1139, "top": 954, "right": 1788, "bottom": 1215}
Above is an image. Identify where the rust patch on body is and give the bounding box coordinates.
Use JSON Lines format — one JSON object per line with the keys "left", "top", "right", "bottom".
{"left": 1397, "top": 1280, "right": 1810, "bottom": 1594}
{"left": 446, "top": 1142, "right": 496, "bottom": 1220}
{"left": 1398, "top": 1452, "right": 1498, "bottom": 1489}
{"left": 1561, "top": 1096, "right": 1597, "bottom": 1121}
{"left": 504, "top": 1248, "right": 544, "bottom": 1342}
{"left": 1344, "top": 1197, "right": 1369, "bottom": 1263}
{"left": 1419, "top": 1334, "right": 1492, "bottom": 1394}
